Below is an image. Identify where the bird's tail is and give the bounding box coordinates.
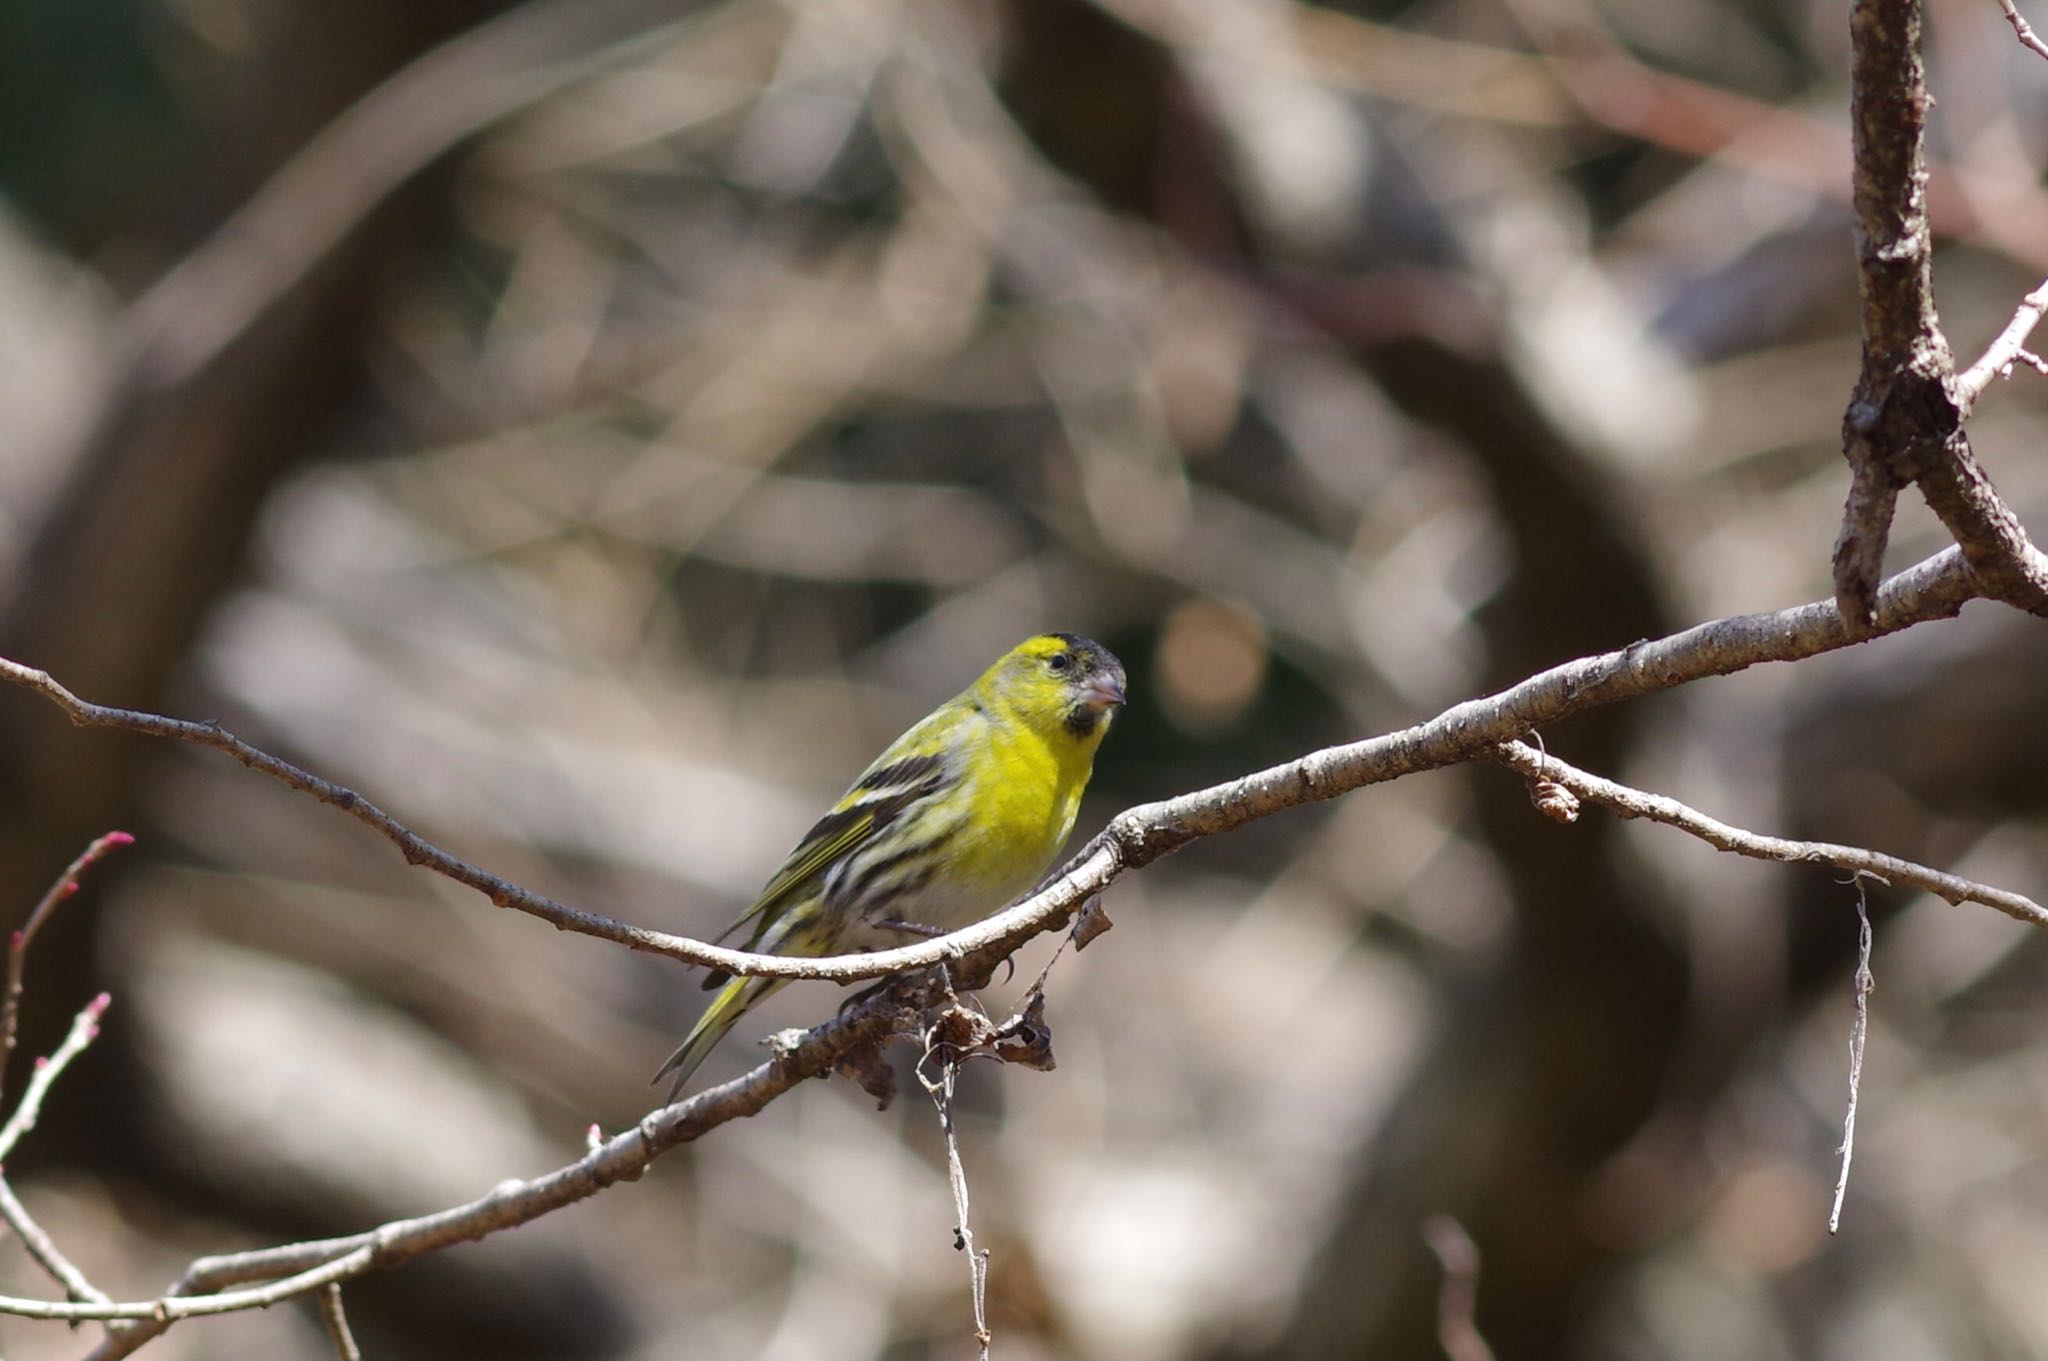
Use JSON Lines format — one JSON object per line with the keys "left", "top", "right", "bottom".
{"left": 653, "top": 973, "right": 787, "bottom": 1102}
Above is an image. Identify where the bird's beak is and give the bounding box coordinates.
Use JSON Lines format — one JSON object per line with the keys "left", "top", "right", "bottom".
{"left": 1078, "top": 675, "right": 1127, "bottom": 710}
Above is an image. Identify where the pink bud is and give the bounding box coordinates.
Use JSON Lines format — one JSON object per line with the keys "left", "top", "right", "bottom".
{"left": 587, "top": 1123, "right": 601, "bottom": 1140}
{"left": 103, "top": 832, "right": 135, "bottom": 847}
{"left": 9, "top": 931, "right": 22, "bottom": 949}
{"left": 33, "top": 1057, "right": 46, "bottom": 1071}
{"left": 88, "top": 992, "right": 111, "bottom": 1017}
{"left": 59, "top": 882, "right": 79, "bottom": 898}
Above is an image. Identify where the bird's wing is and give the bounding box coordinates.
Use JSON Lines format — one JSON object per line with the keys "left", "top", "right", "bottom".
{"left": 709, "top": 750, "right": 954, "bottom": 950}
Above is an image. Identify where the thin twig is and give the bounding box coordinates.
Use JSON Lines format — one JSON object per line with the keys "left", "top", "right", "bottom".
{"left": 0, "top": 1243, "right": 376, "bottom": 1322}
{"left": 0, "top": 1176, "right": 111, "bottom": 1307}
{"left": 1422, "top": 1215, "right": 1494, "bottom": 1361}
{"left": 316, "top": 1284, "right": 362, "bottom": 1361}
{"left": 1996, "top": 0, "right": 2048, "bottom": 61}
{"left": 1955, "top": 280, "right": 2048, "bottom": 408}
{"left": 1831, "top": 879, "right": 1876, "bottom": 1235}
{"left": 1, "top": 832, "right": 131, "bottom": 1100}
{"left": 905, "top": 980, "right": 1065, "bottom": 1357}
{"left": 921, "top": 1032, "right": 992, "bottom": 1361}
{"left": 0, "top": 992, "right": 109, "bottom": 1164}
{"left": 1493, "top": 741, "right": 2047, "bottom": 927}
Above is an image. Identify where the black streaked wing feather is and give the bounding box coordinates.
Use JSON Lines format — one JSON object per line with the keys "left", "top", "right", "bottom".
{"left": 830, "top": 819, "right": 961, "bottom": 912}
{"left": 852, "top": 754, "right": 945, "bottom": 794}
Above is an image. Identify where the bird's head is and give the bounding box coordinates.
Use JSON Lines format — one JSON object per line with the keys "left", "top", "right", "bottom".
{"left": 978, "top": 633, "right": 1127, "bottom": 742}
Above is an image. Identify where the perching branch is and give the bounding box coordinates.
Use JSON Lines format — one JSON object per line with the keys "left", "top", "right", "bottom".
{"left": 0, "top": 543, "right": 2002, "bottom": 996}
{"left": 1492, "top": 741, "right": 2047, "bottom": 927}
{"left": 1, "top": 545, "right": 2035, "bottom": 1354}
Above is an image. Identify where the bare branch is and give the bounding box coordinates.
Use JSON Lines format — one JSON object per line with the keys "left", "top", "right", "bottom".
{"left": 1847, "top": 0, "right": 1942, "bottom": 370}
{"left": 1832, "top": 463, "right": 1903, "bottom": 630}
{"left": 1836, "top": 0, "right": 2048, "bottom": 620}
{"left": 1836, "top": 0, "right": 1943, "bottom": 627}
{"left": 1492, "top": 741, "right": 2046, "bottom": 927}
{"left": 0, "top": 1176, "right": 110, "bottom": 1308}
{"left": 0, "top": 546, "right": 1995, "bottom": 997}
{"left": 1830, "top": 881, "right": 1876, "bottom": 1234}
{"left": 1912, "top": 452, "right": 2048, "bottom": 614}
{"left": 2, "top": 832, "right": 131, "bottom": 1099}
{"left": 80, "top": 972, "right": 933, "bottom": 1356}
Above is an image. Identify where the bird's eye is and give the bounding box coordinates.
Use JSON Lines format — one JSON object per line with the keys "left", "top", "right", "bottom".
{"left": 1047, "top": 652, "right": 1073, "bottom": 673}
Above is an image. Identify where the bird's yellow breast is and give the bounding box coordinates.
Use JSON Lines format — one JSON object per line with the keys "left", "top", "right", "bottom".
{"left": 879, "top": 706, "right": 1104, "bottom": 933}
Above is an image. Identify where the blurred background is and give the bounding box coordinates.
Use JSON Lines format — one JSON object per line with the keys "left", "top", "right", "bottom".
{"left": 3, "top": 0, "right": 2048, "bottom": 1355}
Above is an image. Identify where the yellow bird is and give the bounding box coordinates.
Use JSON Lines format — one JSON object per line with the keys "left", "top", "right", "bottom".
{"left": 656, "top": 633, "right": 1127, "bottom": 1098}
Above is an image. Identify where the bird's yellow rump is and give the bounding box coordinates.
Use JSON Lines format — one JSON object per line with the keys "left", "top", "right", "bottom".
{"left": 655, "top": 633, "right": 1127, "bottom": 1098}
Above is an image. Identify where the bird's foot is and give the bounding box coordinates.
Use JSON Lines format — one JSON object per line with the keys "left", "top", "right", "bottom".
{"left": 873, "top": 918, "right": 945, "bottom": 938}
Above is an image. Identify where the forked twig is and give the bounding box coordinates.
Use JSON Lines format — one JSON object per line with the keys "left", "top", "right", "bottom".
{"left": 0, "top": 1175, "right": 110, "bottom": 1307}
{"left": 1494, "top": 741, "right": 2043, "bottom": 927}
{"left": 1, "top": 832, "right": 130, "bottom": 1100}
